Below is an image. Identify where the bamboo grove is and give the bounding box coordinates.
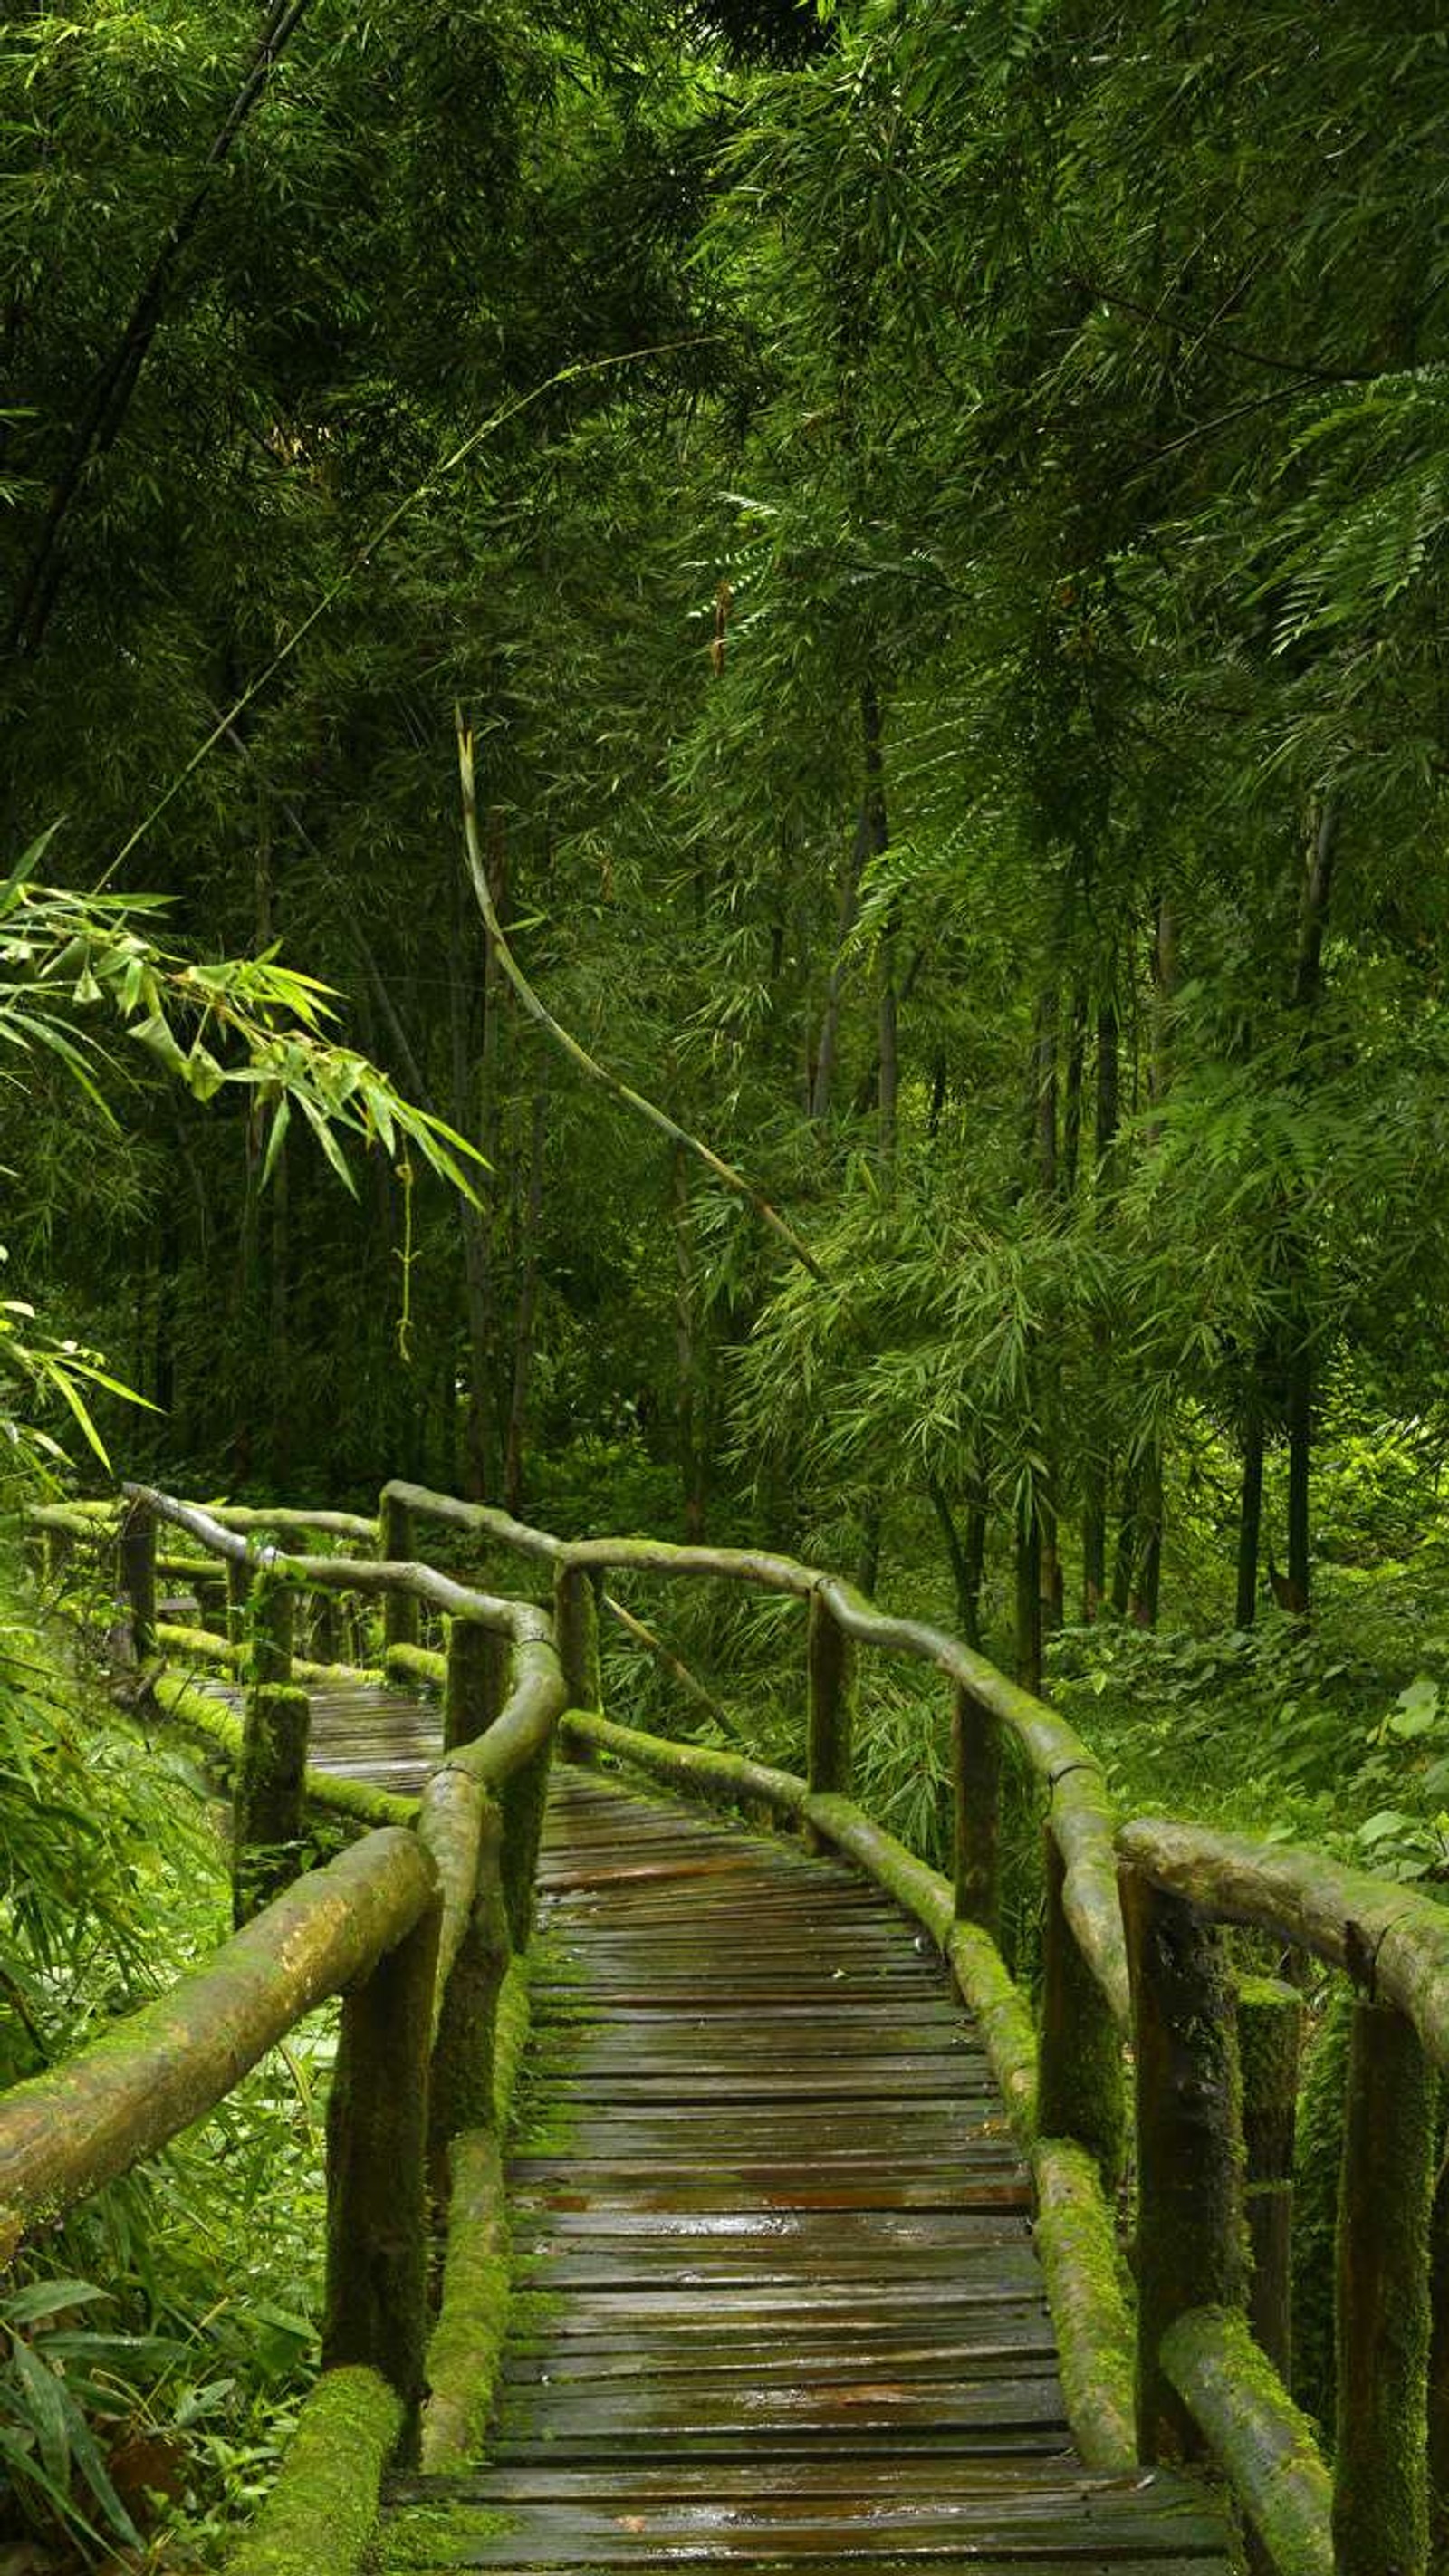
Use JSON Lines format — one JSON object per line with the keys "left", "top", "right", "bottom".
{"left": 5, "top": 0, "right": 1449, "bottom": 1668}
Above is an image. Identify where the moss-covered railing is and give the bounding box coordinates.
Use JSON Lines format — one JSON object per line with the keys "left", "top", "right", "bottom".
{"left": 17, "top": 1485, "right": 570, "bottom": 2573}
{"left": 34, "top": 1477, "right": 1449, "bottom": 2575}
{"left": 1117, "top": 1819, "right": 1449, "bottom": 2576}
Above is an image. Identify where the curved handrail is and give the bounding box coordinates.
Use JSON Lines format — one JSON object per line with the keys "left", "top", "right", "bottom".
{"left": 385, "top": 1478, "right": 1128, "bottom": 2026}
{"left": 0, "top": 1829, "right": 434, "bottom": 2252}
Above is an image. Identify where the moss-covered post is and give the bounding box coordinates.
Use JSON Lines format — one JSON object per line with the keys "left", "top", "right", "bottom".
{"left": 1121, "top": 1864, "right": 1244, "bottom": 2464}
{"left": 952, "top": 1685, "right": 1001, "bottom": 1937}
{"left": 42, "top": 1523, "right": 73, "bottom": 1589}
{"left": 429, "top": 1796, "right": 511, "bottom": 2178}
{"left": 248, "top": 1566, "right": 293, "bottom": 1687}
{"left": 308, "top": 1586, "right": 341, "bottom": 1666}
{"left": 446, "top": 1617, "right": 508, "bottom": 1752}
{"left": 232, "top": 1570, "right": 307, "bottom": 1926}
{"left": 193, "top": 1570, "right": 227, "bottom": 1635}
{"left": 120, "top": 1496, "right": 157, "bottom": 1660}
{"left": 553, "top": 1562, "right": 600, "bottom": 1710}
{"left": 233, "top": 1685, "right": 311, "bottom": 1926}
{"left": 1238, "top": 1975, "right": 1302, "bottom": 2381}
{"left": 501, "top": 1744, "right": 552, "bottom": 1955}
{"left": 324, "top": 1886, "right": 440, "bottom": 2460}
{"left": 226, "top": 1552, "right": 251, "bottom": 1646}
{"left": 1430, "top": 2149, "right": 1449, "bottom": 2574}
{"left": 1038, "top": 1829, "right": 1124, "bottom": 2191}
{"left": 1333, "top": 1998, "right": 1433, "bottom": 2576}
{"left": 379, "top": 1488, "right": 419, "bottom": 1652}
{"left": 807, "top": 1589, "right": 855, "bottom": 1798}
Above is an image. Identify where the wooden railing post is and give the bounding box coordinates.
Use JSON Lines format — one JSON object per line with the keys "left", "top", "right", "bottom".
{"left": 1333, "top": 1998, "right": 1433, "bottom": 2576}
{"left": 379, "top": 1487, "right": 419, "bottom": 1652}
{"left": 1037, "top": 1828, "right": 1124, "bottom": 2190}
{"left": 446, "top": 1616, "right": 508, "bottom": 1752}
{"left": 226, "top": 1553, "right": 251, "bottom": 1645}
{"left": 234, "top": 1569, "right": 308, "bottom": 1926}
{"left": 1121, "top": 1867, "right": 1245, "bottom": 2464}
{"left": 308, "top": 1587, "right": 341, "bottom": 1666}
{"left": 42, "top": 1521, "right": 73, "bottom": 1589}
{"left": 807, "top": 1590, "right": 855, "bottom": 1798}
{"left": 1237, "top": 1975, "right": 1302, "bottom": 2380}
{"left": 119, "top": 1496, "right": 157, "bottom": 1660}
{"left": 952, "top": 1685, "right": 1001, "bottom": 1935}
{"left": 1431, "top": 2158, "right": 1449, "bottom": 2575}
{"left": 323, "top": 1885, "right": 441, "bottom": 2461}
{"left": 553, "top": 1562, "right": 601, "bottom": 1710}
{"left": 429, "top": 1796, "right": 511, "bottom": 2167}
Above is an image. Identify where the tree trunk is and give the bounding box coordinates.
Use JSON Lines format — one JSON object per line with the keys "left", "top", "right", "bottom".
{"left": 1082, "top": 999, "right": 1119, "bottom": 1620}
{"left": 503, "top": 1085, "right": 546, "bottom": 1516}
{"left": 448, "top": 868, "right": 497, "bottom": 1502}
{"left": 672, "top": 1144, "right": 706, "bottom": 1542}
{"left": 1235, "top": 1382, "right": 1264, "bottom": 1629}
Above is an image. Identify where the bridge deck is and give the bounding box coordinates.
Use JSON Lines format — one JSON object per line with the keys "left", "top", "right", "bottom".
{"left": 381, "top": 1764, "right": 1232, "bottom": 2576}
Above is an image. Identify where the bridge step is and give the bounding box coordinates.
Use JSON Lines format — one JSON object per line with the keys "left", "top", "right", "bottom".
{"left": 381, "top": 1765, "right": 1232, "bottom": 2576}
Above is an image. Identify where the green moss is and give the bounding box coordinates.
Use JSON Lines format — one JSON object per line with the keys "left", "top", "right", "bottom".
{"left": 493, "top": 1956, "right": 532, "bottom": 2125}
{"left": 228, "top": 2366, "right": 402, "bottom": 2576}
{"left": 156, "top": 1620, "right": 238, "bottom": 1666}
{"left": 387, "top": 1642, "right": 446, "bottom": 1692}
{"left": 379, "top": 2503, "right": 518, "bottom": 2570}
{"left": 1030, "top": 2138, "right": 1136, "bottom": 2472}
{"left": 1161, "top": 2306, "right": 1331, "bottom": 2576}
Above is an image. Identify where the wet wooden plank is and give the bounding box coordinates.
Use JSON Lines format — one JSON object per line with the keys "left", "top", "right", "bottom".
{"left": 379, "top": 1763, "right": 1230, "bottom": 2575}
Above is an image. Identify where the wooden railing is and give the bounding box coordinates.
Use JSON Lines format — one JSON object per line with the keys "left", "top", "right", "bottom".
{"left": 22, "top": 1477, "right": 1449, "bottom": 2576}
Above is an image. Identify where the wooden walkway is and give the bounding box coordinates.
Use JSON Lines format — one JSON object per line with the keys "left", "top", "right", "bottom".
{"left": 378, "top": 1764, "right": 1232, "bottom": 2576}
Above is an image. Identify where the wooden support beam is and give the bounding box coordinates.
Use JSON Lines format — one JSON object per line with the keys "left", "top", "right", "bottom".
{"left": 807, "top": 1590, "right": 855, "bottom": 1800}
{"left": 324, "top": 1884, "right": 441, "bottom": 2456}
{"left": 446, "top": 1617, "right": 508, "bottom": 1751}
{"left": 234, "top": 1683, "right": 312, "bottom": 1927}
{"left": 1237, "top": 1975, "right": 1302, "bottom": 2381}
{"left": 952, "top": 1683, "right": 1001, "bottom": 1936}
{"left": 428, "top": 1796, "right": 511, "bottom": 2165}
{"left": 379, "top": 1487, "right": 419, "bottom": 1650}
{"left": 553, "top": 1562, "right": 601, "bottom": 1711}
{"left": 1121, "top": 1867, "right": 1245, "bottom": 2464}
{"left": 120, "top": 1495, "right": 157, "bottom": 1659}
{"left": 1038, "top": 1828, "right": 1124, "bottom": 2190}
{"left": 1333, "top": 1998, "right": 1433, "bottom": 2576}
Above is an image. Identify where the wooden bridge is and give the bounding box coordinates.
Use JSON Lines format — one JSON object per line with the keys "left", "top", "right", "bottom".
{"left": 15, "top": 1481, "right": 1449, "bottom": 2576}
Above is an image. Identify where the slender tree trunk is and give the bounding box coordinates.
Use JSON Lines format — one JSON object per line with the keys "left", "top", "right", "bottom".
{"left": 1061, "top": 989, "right": 1086, "bottom": 1201}
{"left": 1235, "top": 1380, "right": 1264, "bottom": 1629}
{"left": 1129, "top": 1442, "right": 1163, "bottom": 1628}
{"left": 1032, "top": 986, "right": 1063, "bottom": 1631}
{"left": 1279, "top": 798, "right": 1338, "bottom": 1619}
{"left": 927, "top": 1473, "right": 984, "bottom": 1651}
{"left": 672, "top": 1142, "right": 707, "bottom": 1542}
{"left": 1015, "top": 1484, "right": 1042, "bottom": 1696}
{"left": 448, "top": 846, "right": 500, "bottom": 1499}
{"left": 503, "top": 1085, "right": 546, "bottom": 1515}
{"left": 1111, "top": 1456, "right": 1140, "bottom": 1619}
{"left": 1082, "top": 998, "right": 1119, "bottom": 1620}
